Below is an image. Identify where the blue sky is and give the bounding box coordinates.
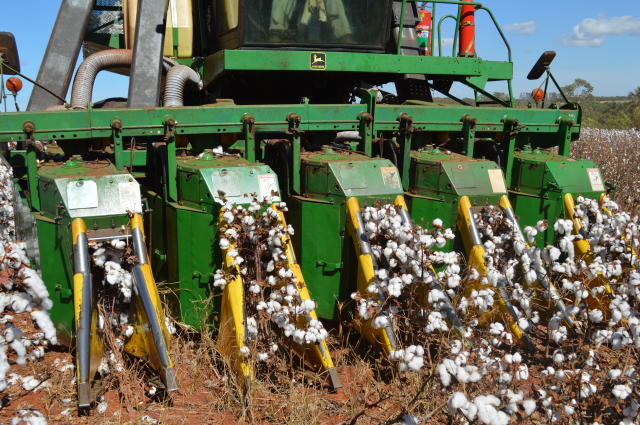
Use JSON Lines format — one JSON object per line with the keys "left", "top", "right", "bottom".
{"left": 2, "top": 0, "right": 639, "bottom": 111}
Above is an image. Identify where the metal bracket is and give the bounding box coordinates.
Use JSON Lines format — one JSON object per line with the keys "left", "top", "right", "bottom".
{"left": 316, "top": 260, "right": 343, "bottom": 273}
{"left": 22, "top": 121, "right": 40, "bottom": 211}
{"left": 502, "top": 117, "right": 520, "bottom": 188}
{"left": 241, "top": 114, "right": 256, "bottom": 162}
{"left": 557, "top": 117, "right": 574, "bottom": 157}
{"left": 164, "top": 118, "right": 178, "bottom": 201}
{"left": 287, "top": 113, "right": 302, "bottom": 195}
{"left": 397, "top": 113, "right": 413, "bottom": 190}
{"left": 358, "top": 112, "right": 373, "bottom": 157}
{"left": 461, "top": 114, "right": 477, "bottom": 158}
{"left": 164, "top": 118, "right": 177, "bottom": 142}
{"left": 111, "top": 119, "right": 125, "bottom": 170}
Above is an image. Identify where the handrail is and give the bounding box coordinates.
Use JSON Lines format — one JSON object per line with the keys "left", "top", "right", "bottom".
{"left": 421, "top": 0, "right": 512, "bottom": 63}
{"left": 478, "top": 6, "right": 512, "bottom": 62}
{"left": 436, "top": 14, "right": 458, "bottom": 56}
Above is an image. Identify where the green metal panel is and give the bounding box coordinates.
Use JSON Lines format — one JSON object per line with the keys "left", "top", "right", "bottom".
{"left": 290, "top": 150, "right": 403, "bottom": 319}
{"left": 0, "top": 104, "right": 580, "bottom": 145}
{"left": 509, "top": 149, "right": 605, "bottom": 246}
{"left": 301, "top": 150, "right": 403, "bottom": 199}
{"left": 165, "top": 203, "right": 220, "bottom": 329}
{"left": 146, "top": 191, "right": 168, "bottom": 281}
{"left": 289, "top": 197, "right": 355, "bottom": 320}
{"left": 204, "top": 50, "right": 513, "bottom": 86}
{"left": 35, "top": 216, "right": 74, "bottom": 342}
{"left": 406, "top": 149, "right": 506, "bottom": 251}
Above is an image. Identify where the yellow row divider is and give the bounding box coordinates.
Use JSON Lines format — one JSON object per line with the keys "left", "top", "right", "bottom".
{"left": 563, "top": 193, "right": 614, "bottom": 315}
{"left": 216, "top": 205, "right": 342, "bottom": 390}
{"left": 456, "top": 196, "right": 530, "bottom": 347}
{"left": 346, "top": 197, "right": 396, "bottom": 355}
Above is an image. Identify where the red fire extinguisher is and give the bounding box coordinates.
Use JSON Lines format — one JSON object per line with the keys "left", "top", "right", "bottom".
{"left": 417, "top": 9, "right": 432, "bottom": 56}
{"left": 458, "top": 0, "right": 476, "bottom": 57}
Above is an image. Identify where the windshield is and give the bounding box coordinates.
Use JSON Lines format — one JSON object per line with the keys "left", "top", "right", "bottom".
{"left": 244, "top": 0, "right": 390, "bottom": 50}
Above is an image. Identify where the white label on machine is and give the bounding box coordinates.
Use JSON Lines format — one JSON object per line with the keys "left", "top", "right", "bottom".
{"left": 258, "top": 174, "right": 280, "bottom": 202}
{"left": 587, "top": 168, "right": 605, "bottom": 191}
{"left": 67, "top": 180, "right": 99, "bottom": 210}
{"left": 381, "top": 167, "right": 402, "bottom": 189}
{"left": 118, "top": 182, "right": 143, "bottom": 213}
{"left": 488, "top": 169, "right": 507, "bottom": 193}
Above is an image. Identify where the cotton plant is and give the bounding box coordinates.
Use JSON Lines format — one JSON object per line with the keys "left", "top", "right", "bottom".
{"left": 214, "top": 200, "right": 329, "bottom": 370}
{"left": 90, "top": 239, "right": 155, "bottom": 377}
{"left": 444, "top": 200, "right": 636, "bottom": 425}
{"left": 0, "top": 160, "right": 57, "bottom": 403}
{"left": 470, "top": 206, "right": 544, "bottom": 333}
{"left": 519, "top": 196, "right": 640, "bottom": 423}
{"left": 348, "top": 203, "right": 462, "bottom": 372}
{"left": 442, "top": 332, "right": 539, "bottom": 424}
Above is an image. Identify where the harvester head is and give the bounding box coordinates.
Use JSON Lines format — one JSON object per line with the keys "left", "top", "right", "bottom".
{"left": 0, "top": 0, "right": 623, "bottom": 413}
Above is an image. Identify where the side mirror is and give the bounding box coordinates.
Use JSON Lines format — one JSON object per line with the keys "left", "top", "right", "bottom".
{"left": 0, "top": 32, "right": 20, "bottom": 74}
{"left": 527, "top": 51, "right": 556, "bottom": 80}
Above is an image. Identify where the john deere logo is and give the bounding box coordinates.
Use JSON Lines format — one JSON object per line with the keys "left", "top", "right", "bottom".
{"left": 310, "top": 52, "right": 326, "bottom": 70}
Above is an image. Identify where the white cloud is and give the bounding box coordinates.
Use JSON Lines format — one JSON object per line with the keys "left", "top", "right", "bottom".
{"left": 563, "top": 15, "right": 640, "bottom": 47}
{"left": 504, "top": 21, "right": 537, "bottom": 35}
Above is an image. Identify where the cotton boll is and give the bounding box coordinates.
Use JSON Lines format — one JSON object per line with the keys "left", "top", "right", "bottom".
{"left": 607, "top": 369, "right": 622, "bottom": 380}
{"left": 372, "top": 315, "right": 390, "bottom": 329}
{"left": 301, "top": 299, "right": 316, "bottom": 313}
{"left": 552, "top": 350, "right": 564, "bottom": 365}
{"left": 219, "top": 238, "right": 230, "bottom": 250}
{"left": 30, "top": 310, "right": 57, "bottom": 345}
{"left": 10, "top": 338, "right": 27, "bottom": 365}
{"left": 19, "top": 268, "right": 50, "bottom": 306}
{"left": 97, "top": 401, "right": 108, "bottom": 414}
{"left": 438, "top": 363, "right": 451, "bottom": 387}
{"left": 612, "top": 384, "right": 632, "bottom": 400}
{"left": 489, "top": 322, "right": 504, "bottom": 335}
{"left": 522, "top": 399, "right": 536, "bottom": 416}
{"left": 515, "top": 364, "right": 529, "bottom": 380}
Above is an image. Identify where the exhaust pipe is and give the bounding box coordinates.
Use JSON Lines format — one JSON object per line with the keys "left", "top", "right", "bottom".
{"left": 163, "top": 65, "right": 203, "bottom": 107}
{"left": 70, "top": 49, "right": 133, "bottom": 110}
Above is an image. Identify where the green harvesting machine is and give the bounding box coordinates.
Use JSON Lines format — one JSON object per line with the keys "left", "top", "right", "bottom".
{"left": 0, "top": 0, "right": 610, "bottom": 407}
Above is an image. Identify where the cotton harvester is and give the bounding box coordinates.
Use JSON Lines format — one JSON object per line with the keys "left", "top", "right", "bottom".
{"left": 0, "top": 0, "right": 610, "bottom": 409}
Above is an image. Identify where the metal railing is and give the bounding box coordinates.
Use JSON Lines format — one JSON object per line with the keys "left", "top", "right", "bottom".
{"left": 396, "top": 0, "right": 512, "bottom": 63}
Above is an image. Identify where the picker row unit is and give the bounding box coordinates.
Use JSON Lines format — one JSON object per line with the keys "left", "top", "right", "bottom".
{"left": 0, "top": 0, "right": 614, "bottom": 409}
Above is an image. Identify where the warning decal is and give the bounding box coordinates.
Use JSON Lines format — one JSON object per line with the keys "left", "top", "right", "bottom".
{"left": 587, "top": 168, "right": 605, "bottom": 192}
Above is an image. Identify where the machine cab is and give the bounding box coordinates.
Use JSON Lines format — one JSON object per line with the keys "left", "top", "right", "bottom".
{"left": 207, "top": 0, "right": 393, "bottom": 53}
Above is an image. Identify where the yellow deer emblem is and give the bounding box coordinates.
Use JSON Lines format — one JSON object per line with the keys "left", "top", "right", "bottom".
{"left": 310, "top": 53, "right": 326, "bottom": 69}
